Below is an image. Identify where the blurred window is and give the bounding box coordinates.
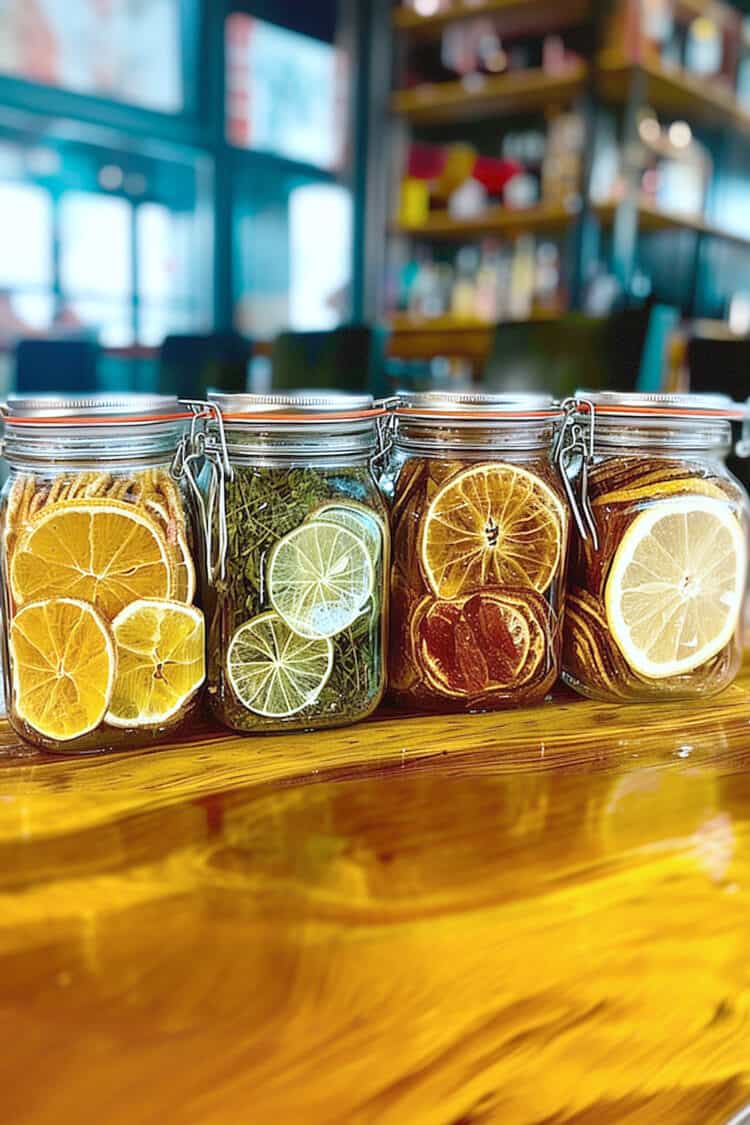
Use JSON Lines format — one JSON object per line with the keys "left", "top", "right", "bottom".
{"left": 0, "top": 0, "right": 183, "bottom": 112}
{"left": 0, "top": 180, "right": 55, "bottom": 336}
{"left": 289, "top": 184, "right": 352, "bottom": 330}
{"left": 136, "top": 202, "right": 205, "bottom": 345}
{"left": 226, "top": 14, "right": 347, "bottom": 171}
{"left": 233, "top": 173, "right": 353, "bottom": 339}
{"left": 59, "top": 191, "right": 133, "bottom": 345}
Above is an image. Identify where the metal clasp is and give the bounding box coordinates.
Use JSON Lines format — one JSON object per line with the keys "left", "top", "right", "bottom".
{"left": 370, "top": 396, "right": 399, "bottom": 480}
{"left": 171, "top": 399, "right": 234, "bottom": 585}
{"left": 553, "top": 396, "right": 599, "bottom": 549}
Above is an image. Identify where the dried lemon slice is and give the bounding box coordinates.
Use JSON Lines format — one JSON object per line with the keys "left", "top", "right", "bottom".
{"left": 106, "top": 600, "right": 205, "bottom": 728}
{"left": 10, "top": 598, "right": 115, "bottom": 741}
{"left": 420, "top": 463, "right": 565, "bottom": 599}
{"left": 605, "top": 496, "right": 746, "bottom": 679}
{"left": 227, "top": 611, "right": 333, "bottom": 717}
{"left": 10, "top": 499, "right": 173, "bottom": 619}
{"left": 268, "top": 520, "right": 373, "bottom": 640}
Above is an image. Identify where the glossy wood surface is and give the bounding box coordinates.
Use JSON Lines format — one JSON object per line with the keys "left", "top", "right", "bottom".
{"left": 2, "top": 665, "right": 750, "bottom": 1124}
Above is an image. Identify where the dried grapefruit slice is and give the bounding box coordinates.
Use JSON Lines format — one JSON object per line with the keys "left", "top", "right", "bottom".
{"left": 413, "top": 587, "right": 552, "bottom": 698}
{"left": 420, "top": 463, "right": 565, "bottom": 599}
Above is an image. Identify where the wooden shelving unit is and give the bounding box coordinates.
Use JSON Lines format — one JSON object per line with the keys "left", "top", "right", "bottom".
{"left": 595, "top": 197, "right": 750, "bottom": 248}
{"left": 387, "top": 311, "right": 560, "bottom": 362}
{"left": 392, "top": 0, "right": 590, "bottom": 38}
{"left": 379, "top": 0, "right": 750, "bottom": 374}
{"left": 392, "top": 201, "right": 576, "bottom": 240}
{"left": 597, "top": 51, "right": 750, "bottom": 136}
{"left": 391, "top": 62, "right": 588, "bottom": 125}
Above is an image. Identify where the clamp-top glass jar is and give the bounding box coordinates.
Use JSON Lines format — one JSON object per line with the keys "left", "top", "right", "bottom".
{"left": 176, "top": 393, "right": 389, "bottom": 733}
{"left": 386, "top": 392, "right": 569, "bottom": 711}
{"left": 560, "top": 392, "right": 749, "bottom": 702}
{"left": 0, "top": 395, "right": 206, "bottom": 752}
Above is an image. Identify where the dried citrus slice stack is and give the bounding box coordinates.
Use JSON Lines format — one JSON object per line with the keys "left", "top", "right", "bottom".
{"left": 106, "top": 600, "right": 205, "bottom": 728}
{"left": 412, "top": 587, "right": 553, "bottom": 698}
{"left": 420, "top": 463, "right": 565, "bottom": 599}
{"left": 227, "top": 611, "right": 333, "bottom": 717}
{"left": 268, "top": 520, "right": 373, "bottom": 639}
{"left": 10, "top": 499, "right": 173, "bottom": 619}
{"left": 144, "top": 497, "right": 196, "bottom": 604}
{"left": 605, "top": 496, "right": 746, "bottom": 678}
{"left": 10, "top": 598, "right": 115, "bottom": 741}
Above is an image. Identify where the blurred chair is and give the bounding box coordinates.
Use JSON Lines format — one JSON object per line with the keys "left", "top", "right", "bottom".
{"left": 482, "top": 308, "right": 656, "bottom": 398}
{"left": 687, "top": 335, "right": 750, "bottom": 402}
{"left": 159, "top": 333, "right": 251, "bottom": 399}
{"left": 686, "top": 332, "right": 750, "bottom": 492}
{"left": 14, "top": 338, "right": 99, "bottom": 395}
{"left": 269, "top": 325, "right": 382, "bottom": 394}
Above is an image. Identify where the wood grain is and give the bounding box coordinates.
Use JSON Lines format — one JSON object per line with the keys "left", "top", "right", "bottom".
{"left": 1, "top": 668, "right": 750, "bottom": 1124}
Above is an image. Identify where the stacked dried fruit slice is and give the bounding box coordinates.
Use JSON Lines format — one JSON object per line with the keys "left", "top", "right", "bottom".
{"left": 5, "top": 472, "right": 205, "bottom": 741}
{"left": 226, "top": 500, "right": 383, "bottom": 719}
{"left": 389, "top": 460, "right": 565, "bottom": 706}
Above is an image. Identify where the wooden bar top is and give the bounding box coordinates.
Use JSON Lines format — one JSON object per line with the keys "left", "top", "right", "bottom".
{"left": 1, "top": 668, "right": 750, "bottom": 1124}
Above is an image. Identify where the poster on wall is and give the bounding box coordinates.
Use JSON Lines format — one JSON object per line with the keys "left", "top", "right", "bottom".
{"left": 226, "top": 14, "right": 348, "bottom": 172}
{"left": 0, "top": 0, "right": 182, "bottom": 113}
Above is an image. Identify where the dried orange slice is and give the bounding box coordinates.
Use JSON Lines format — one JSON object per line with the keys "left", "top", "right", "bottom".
{"left": 413, "top": 587, "right": 552, "bottom": 698}
{"left": 10, "top": 499, "right": 173, "bottom": 620}
{"left": 106, "top": 600, "right": 205, "bottom": 728}
{"left": 10, "top": 597, "right": 115, "bottom": 741}
{"left": 420, "top": 463, "right": 565, "bottom": 599}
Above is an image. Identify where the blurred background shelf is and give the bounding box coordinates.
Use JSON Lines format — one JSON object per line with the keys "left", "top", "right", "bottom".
{"left": 597, "top": 52, "right": 750, "bottom": 135}
{"left": 392, "top": 0, "right": 591, "bottom": 38}
{"left": 391, "top": 63, "right": 589, "bottom": 125}
{"left": 595, "top": 198, "right": 750, "bottom": 247}
{"left": 386, "top": 310, "right": 561, "bottom": 362}
{"left": 392, "top": 202, "right": 576, "bottom": 239}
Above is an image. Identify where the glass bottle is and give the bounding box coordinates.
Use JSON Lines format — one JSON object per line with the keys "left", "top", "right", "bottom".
{"left": 0, "top": 395, "right": 205, "bottom": 752}
{"left": 177, "top": 393, "right": 389, "bottom": 733}
{"left": 385, "top": 391, "right": 569, "bottom": 712}
{"left": 560, "top": 392, "right": 749, "bottom": 702}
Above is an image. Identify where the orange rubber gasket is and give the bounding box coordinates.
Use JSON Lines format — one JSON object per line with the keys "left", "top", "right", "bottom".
{"left": 592, "top": 404, "right": 745, "bottom": 420}
{"left": 8, "top": 412, "right": 194, "bottom": 426}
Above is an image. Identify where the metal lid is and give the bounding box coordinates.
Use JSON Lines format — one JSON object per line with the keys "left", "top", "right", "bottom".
{"left": 5, "top": 393, "right": 185, "bottom": 423}
{"left": 576, "top": 390, "right": 745, "bottom": 419}
{"left": 207, "top": 390, "right": 377, "bottom": 421}
{"left": 395, "top": 390, "right": 558, "bottom": 418}
{"left": 2, "top": 394, "right": 188, "bottom": 463}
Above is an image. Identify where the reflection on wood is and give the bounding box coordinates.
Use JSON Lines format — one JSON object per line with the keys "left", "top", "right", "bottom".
{"left": 1, "top": 668, "right": 750, "bottom": 1122}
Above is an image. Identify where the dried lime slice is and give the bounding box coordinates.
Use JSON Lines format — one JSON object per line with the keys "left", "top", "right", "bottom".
{"left": 307, "top": 501, "right": 384, "bottom": 571}
{"left": 268, "top": 520, "right": 374, "bottom": 640}
{"left": 227, "top": 611, "right": 333, "bottom": 717}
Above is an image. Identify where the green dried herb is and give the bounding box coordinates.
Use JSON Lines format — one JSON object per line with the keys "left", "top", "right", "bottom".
{"left": 206, "top": 463, "right": 385, "bottom": 730}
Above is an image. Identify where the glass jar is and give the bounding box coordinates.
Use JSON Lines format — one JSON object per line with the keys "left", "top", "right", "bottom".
{"left": 178, "top": 393, "right": 389, "bottom": 733}
{"left": 0, "top": 395, "right": 205, "bottom": 752}
{"left": 561, "top": 392, "right": 749, "bottom": 702}
{"left": 385, "top": 391, "right": 569, "bottom": 712}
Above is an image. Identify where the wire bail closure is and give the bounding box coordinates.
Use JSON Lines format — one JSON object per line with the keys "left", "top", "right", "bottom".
{"left": 171, "top": 399, "right": 234, "bottom": 586}
{"left": 370, "top": 396, "right": 399, "bottom": 479}
{"left": 553, "top": 396, "right": 599, "bottom": 550}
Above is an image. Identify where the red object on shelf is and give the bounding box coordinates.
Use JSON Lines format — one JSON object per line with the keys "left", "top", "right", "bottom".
{"left": 407, "top": 143, "right": 448, "bottom": 180}
{"left": 473, "top": 156, "right": 524, "bottom": 194}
